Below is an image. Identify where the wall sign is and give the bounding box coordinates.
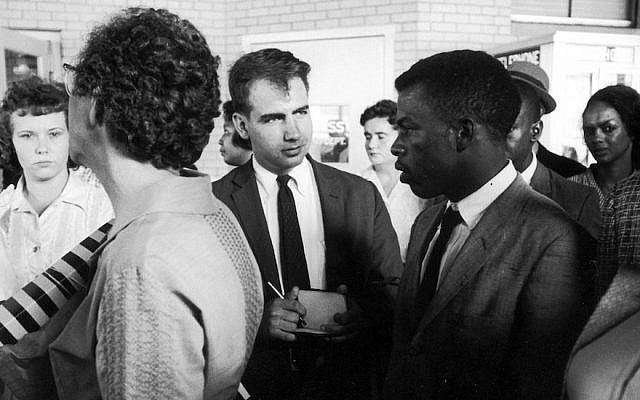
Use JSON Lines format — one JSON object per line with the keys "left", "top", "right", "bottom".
{"left": 496, "top": 47, "right": 541, "bottom": 67}
{"left": 309, "top": 104, "right": 349, "bottom": 163}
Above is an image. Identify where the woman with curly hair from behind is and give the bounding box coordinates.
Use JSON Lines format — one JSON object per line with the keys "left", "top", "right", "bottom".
{"left": 0, "top": 7, "right": 262, "bottom": 400}
{"left": 0, "top": 76, "right": 113, "bottom": 301}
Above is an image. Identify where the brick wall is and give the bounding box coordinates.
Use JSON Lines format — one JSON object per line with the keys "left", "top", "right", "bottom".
{"left": 222, "top": 0, "right": 514, "bottom": 84}
{"left": 0, "top": 0, "right": 519, "bottom": 180}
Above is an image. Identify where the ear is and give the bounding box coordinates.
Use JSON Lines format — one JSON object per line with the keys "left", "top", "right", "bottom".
{"left": 454, "top": 118, "right": 475, "bottom": 152}
{"left": 531, "top": 120, "right": 543, "bottom": 142}
{"left": 232, "top": 112, "right": 250, "bottom": 140}
{"left": 88, "top": 97, "right": 99, "bottom": 128}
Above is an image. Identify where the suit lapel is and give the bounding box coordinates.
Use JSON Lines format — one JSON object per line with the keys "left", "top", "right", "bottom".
{"left": 530, "top": 163, "right": 552, "bottom": 197}
{"left": 401, "top": 202, "right": 445, "bottom": 333}
{"left": 411, "top": 178, "right": 528, "bottom": 342}
{"left": 230, "top": 163, "right": 281, "bottom": 290}
{"left": 404, "top": 203, "right": 446, "bottom": 301}
{"left": 308, "top": 157, "right": 344, "bottom": 286}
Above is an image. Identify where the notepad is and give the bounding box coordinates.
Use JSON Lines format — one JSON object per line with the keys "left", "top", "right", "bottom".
{"left": 296, "top": 289, "right": 347, "bottom": 336}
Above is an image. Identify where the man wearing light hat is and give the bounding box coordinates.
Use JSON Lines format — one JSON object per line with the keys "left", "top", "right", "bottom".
{"left": 506, "top": 61, "right": 600, "bottom": 238}
{"left": 508, "top": 61, "right": 586, "bottom": 177}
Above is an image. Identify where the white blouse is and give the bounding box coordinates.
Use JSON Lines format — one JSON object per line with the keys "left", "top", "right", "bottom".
{"left": 0, "top": 166, "right": 113, "bottom": 300}
{"left": 360, "top": 166, "right": 429, "bottom": 262}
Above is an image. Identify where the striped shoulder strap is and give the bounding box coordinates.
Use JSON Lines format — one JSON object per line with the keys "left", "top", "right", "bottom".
{"left": 0, "top": 221, "right": 112, "bottom": 345}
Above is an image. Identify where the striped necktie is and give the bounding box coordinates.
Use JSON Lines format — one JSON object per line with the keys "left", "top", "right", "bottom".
{"left": 0, "top": 221, "right": 112, "bottom": 345}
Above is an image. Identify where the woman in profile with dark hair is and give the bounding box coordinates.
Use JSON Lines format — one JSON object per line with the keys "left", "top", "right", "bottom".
{"left": 0, "top": 76, "right": 112, "bottom": 301}
{"left": 570, "top": 85, "right": 640, "bottom": 209}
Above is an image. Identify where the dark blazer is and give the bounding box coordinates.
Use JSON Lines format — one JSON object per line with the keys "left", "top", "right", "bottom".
{"left": 530, "top": 162, "right": 601, "bottom": 239}
{"left": 383, "top": 177, "right": 594, "bottom": 400}
{"left": 212, "top": 156, "right": 403, "bottom": 399}
{"left": 212, "top": 157, "right": 402, "bottom": 303}
{"left": 537, "top": 143, "right": 586, "bottom": 178}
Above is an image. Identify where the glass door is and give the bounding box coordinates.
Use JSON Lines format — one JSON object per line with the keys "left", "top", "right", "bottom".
{"left": 0, "top": 28, "right": 61, "bottom": 97}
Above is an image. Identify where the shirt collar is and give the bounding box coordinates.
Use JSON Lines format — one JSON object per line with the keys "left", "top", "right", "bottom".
{"left": 253, "top": 157, "right": 313, "bottom": 198}
{"left": 449, "top": 160, "right": 517, "bottom": 229}
{"left": 10, "top": 176, "right": 32, "bottom": 212}
{"left": 519, "top": 152, "right": 538, "bottom": 185}
{"left": 10, "top": 169, "right": 89, "bottom": 212}
{"left": 110, "top": 171, "right": 216, "bottom": 238}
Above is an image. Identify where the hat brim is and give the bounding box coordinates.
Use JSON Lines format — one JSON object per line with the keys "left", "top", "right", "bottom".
{"left": 511, "top": 75, "right": 557, "bottom": 114}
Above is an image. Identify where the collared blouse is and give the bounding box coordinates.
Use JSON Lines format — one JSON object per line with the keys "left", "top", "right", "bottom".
{"left": 0, "top": 166, "right": 113, "bottom": 300}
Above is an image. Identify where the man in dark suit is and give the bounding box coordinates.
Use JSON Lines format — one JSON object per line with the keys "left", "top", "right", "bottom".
{"left": 383, "top": 50, "right": 594, "bottom": 400}
{"left": 212, "top": 48, "right": 403, "bottom": 400}
{"left": 506, "top": 62, "right": 601, "bottom": 239}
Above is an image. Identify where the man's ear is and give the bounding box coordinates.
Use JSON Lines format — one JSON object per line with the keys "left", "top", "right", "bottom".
{"left": 232, "top": 112, "right": 250, "bottom": 140}
{"left": 454, "top": 118, "right": 475, "bottom": 152}
{"left": 531, "top": 120, "right": 543, "bottom": 142}
{"left": 88, "top": 97, "right": 100, "bottom": 128}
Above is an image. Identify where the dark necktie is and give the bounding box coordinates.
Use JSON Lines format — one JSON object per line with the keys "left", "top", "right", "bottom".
{"left": 414, "top": 207, "right": 463, "bottom": 318}
{"left": 277, "top": 175, "right": 310, "bottom": 292}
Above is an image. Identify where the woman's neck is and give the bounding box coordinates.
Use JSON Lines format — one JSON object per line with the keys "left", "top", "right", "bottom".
{"left": 373, "top": 162, "right": 400, "bottom": 197}
{"left": 23, "top": 169, "right": 70, "bottom": 216}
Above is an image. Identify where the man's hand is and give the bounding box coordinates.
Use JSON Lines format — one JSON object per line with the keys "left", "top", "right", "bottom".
{"left": 261, "top": 286, "right": 307, "bottom": 342}
{"left": 320, "top": 285, "right": 369, "bottom": 343}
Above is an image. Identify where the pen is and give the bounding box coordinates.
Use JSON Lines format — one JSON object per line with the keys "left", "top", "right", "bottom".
{"left": 266, "top": 281, "right": 307, "bottom": 328}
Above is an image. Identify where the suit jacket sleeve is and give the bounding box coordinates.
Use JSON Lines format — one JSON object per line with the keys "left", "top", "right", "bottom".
{"left": 507, "top": 226, "right": 593, "bottom": 400}
{"left": 358, "top": 181, "right": 403, "bottom": 320}
{"left": 576, "top": 189, "right": 602, "bottom": 242}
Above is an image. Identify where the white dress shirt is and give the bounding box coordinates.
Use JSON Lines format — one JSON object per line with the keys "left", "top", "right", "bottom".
{"left": 519, "top": 151, "right": 538, "bottom": 185}
{"left": 420, "top": 161, "right": 518, "bottom": 287}
{"left": 253, "top": 157, "right": 326, "bottom": 291}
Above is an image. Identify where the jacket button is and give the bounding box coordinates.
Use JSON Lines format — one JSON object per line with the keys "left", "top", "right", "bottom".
{"left": 408, "top": 345, "right": 421, "bottom": 356}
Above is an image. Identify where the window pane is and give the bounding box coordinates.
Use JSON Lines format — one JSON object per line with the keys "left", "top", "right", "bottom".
{"left": 512, "top": 0, "right": 570, "bottom": 17}
{"left": 5, "top": 49, "right": 37, "bottom": 86}
{"left": 571, "top": 0, "right": 629, "bottom": 19}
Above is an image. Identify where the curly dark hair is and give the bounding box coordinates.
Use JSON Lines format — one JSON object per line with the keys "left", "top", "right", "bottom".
{"left": 222, "top": 100, "right": 251, "bottom": 151}
{"left": 360, "top": 99, "right": 397, "bottom": 127}
{"left": 395, "top": 50, "right": 520, "bottom": 141}
{"left": 585, "top": 84, "right": 640, "bottom": 168}
{"left": 70, "top": 7, "right": 221, "bottom": 170}
{"left": 229, "top": 48, "right": 310, "bottom": 116}
{"left": 0, "top": 76, "right": 69, "bottom": 184}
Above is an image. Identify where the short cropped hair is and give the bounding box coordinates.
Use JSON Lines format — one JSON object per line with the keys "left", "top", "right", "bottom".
{"left": 0, "top": 76, "right": 69, "bottom": 177}
{"left": 585, "top": 84, "right": 640, "bottom": 168}
{"left": 395, "top": 50, "right": 520, "bottom": 141}
{"left": 222, "top": 100, "right": 251, "bottom": 150}
{"left": 229, "top": 48, "right": 310, "bottom": 116}
{"left": 360, "top": 99, "right": 397, "bottom": 127}
{"left": 70, "top": 7, "right": 221, "bottom": 169}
